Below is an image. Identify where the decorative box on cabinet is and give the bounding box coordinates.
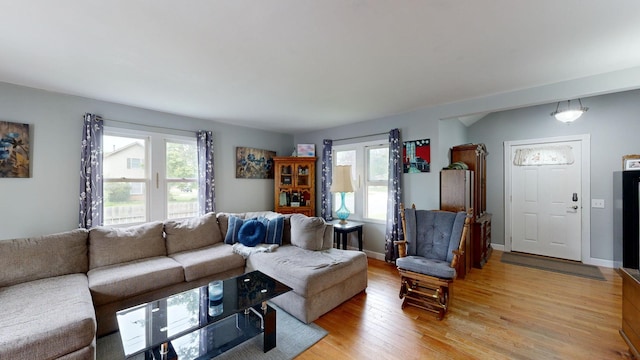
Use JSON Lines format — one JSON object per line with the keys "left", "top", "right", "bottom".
{"left": 451, "top": 143, "right": 492, "bottom": 268}
{"left": 274, "top": 157, "right": 316, "bottom": 216}
{"left": 440, "top": 169, "right": 473, "bottom": 278}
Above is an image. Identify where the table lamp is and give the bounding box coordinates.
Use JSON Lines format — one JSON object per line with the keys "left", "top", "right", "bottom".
{"left": 330, "top": 165, "right": 355, "bottom": 224}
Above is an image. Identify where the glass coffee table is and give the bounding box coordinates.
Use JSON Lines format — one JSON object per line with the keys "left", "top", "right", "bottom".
{"left": 116, "top": 270, "right": 292, "bottom": 359}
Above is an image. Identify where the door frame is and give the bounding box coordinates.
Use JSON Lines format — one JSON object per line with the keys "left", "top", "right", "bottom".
{"left": 503, "top": 134, "right": 591, "bottom": 263}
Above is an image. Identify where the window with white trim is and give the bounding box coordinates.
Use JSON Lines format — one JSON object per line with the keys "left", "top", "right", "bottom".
{"left": 103, "top": 128, "right": 199, "bottom": 226}
{"left": 333, "top": 140, "right": 389, "bottom": 222}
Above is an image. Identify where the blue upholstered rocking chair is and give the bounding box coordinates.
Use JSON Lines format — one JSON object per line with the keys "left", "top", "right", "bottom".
{"left": 395, "top": 204, "right": 472, "bottom": 319}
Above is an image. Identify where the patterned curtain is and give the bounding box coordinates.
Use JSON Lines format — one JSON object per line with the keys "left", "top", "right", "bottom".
{"left": 78, "top": 113, "right": 103, "bottom": 229}
{"left": 385, "top": 128, "right": 402, "bottom": 262}
{"left": 197, "top": 130, "right": 215, "bottom": 214}
{"left": 321, "top": 139, "right": 333, "bottom": 221}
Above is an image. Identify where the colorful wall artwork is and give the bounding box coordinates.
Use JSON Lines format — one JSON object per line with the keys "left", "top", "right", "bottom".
{"left": 296, "top": 144, "right": 315, "bottom": 157}
{"left": 236, "top": 147, "right": 276, "bottom": 179}
{"left": 403, "top": 138, "right": 430, "bottom": 173}
{"left": 0, "top": 121, "right": 30, "bottom": 178}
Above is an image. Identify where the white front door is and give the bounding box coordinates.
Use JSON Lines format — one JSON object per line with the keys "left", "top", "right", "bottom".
{"left": 510, "top": 140, "right": 582, "bottom": 260}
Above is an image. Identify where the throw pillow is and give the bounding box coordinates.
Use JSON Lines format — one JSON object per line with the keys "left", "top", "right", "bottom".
{"left": 224, "top": 215, "right": 245, "bottom": 244}
{"left": 289, "top": 214, "right": 326, "bottom": 251}
{"left": 258, "top": 216, "right": 285, "bottom": 245}
{"left": 237, "top": 220, "right": 266, "bottom": 247}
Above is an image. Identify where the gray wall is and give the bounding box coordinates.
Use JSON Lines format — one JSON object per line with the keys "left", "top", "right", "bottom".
{"left": 467, "top": 88, "right": 640, "bottom": 262}
{"left": 295, "top": 107, "right": 467, "bottom": 258}
{"left": 2, "top": 66, "right": 639, "bottom": 263}
{"left": 0, "top": 82, "right": 292, "bottom": 240}
{"left": 296, "top": 85, "right": 640, "bottom": 261}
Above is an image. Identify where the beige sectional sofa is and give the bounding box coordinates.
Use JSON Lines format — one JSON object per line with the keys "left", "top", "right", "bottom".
{"left": 0, "top": 211, "right": 367, "bottom": 360}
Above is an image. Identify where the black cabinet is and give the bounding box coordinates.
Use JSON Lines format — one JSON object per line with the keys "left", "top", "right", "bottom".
{"left": 614, "top": 171, "right": 640, "bottom": 269}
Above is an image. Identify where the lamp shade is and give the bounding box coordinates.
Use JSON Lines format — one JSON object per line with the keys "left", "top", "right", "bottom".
{"left": 330, "top": 165, "right": 354, "bottom": 193}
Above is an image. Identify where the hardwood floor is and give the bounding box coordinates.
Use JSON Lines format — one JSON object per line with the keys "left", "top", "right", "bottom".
{"left": 298, "top": 251, "right": 633, "bottom": 359}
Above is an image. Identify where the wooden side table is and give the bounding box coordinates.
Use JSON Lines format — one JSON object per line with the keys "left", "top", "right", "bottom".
{"left": 330, "top": 220, "right": 364, "bottom": 251}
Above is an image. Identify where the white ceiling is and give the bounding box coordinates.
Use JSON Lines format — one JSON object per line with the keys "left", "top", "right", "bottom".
{"left": 1, "top": 1, "right": 640, "bottom": 133}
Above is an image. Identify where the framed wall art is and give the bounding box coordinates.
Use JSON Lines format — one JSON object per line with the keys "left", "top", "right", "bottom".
{"left": 623, "top": 154, "right": 640, "bottom": 171}
{"left": 403, "top": 138, "right": 430, "bottom": 173}
{"left": 236, "top": 147, "right": 276, "bottom": 179}
{"left": 297, "top": 144, "right": 315, "bottom": 157}
{"left": 0, "top": 121, "right": 30, "bottom": 178}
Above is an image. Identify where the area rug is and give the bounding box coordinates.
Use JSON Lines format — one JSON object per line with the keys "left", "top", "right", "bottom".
{"left": 96, "top": 303, "right": 327, "bottom": 360}
{"left": 501, "top": 251, "right": 605, "bottom": 281}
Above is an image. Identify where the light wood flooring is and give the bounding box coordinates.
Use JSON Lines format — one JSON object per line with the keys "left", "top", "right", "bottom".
{"left": 298, "top": 250, "right": 633, "bottom": 360}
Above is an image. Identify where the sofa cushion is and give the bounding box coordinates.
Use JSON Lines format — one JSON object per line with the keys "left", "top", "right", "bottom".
{"left": 170, "top": 243, "right": 246, "bottom": 282}
{"left": 290, "top": 214, "right": 326, "bottom": 251}
{"left": 89, "top": 221, "right": 166, "bottom": 269}
{"left": 88, "top": 256, "right": 184, "bottom": 305}
{"left": 164, "top": 212, "right": 222, "bottom": 255}
{"left": 396, "top": 255, "right": 456, "bottom": 279}
{"left": 246, "top": 245, "right": 368, "bottom": 298}
{"left": 238, "top": 219, "right": 266, "bottom": 247}
{"left": 0, "top": 274, "right": 95, "bottom": 360}
{"left": 0, "top": 229, "right": 89, "bottom": 287}
{"left": 259, "top": 216, "right": 285, "bottom": 245}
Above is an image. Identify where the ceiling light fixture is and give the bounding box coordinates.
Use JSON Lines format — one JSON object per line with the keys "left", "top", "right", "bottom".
{"left": 551, "top": 99, "right": 589, "bottom": 123}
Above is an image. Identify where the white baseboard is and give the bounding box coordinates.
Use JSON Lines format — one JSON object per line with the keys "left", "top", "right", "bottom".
{"left": 365, "top": 250, "right": 385, "bottom": 261}
{"left": 491, "top": 244, "right": 505, "bottom": 252}
{"left": 586, "top": 257, "right": 616, "bottom": 268}
{"left": 344, "top": 245, "right": 385, "bottom": 261}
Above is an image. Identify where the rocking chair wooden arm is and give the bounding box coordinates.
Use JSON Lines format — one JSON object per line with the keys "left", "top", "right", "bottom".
{"left": 450, "top": 249, "right": 464, "bottom": 270}
{"left": 450, "top": 209, "right": 472, "bottom": 273}
{"left": 394, "top": 240, "right": 408, "bottom": 258}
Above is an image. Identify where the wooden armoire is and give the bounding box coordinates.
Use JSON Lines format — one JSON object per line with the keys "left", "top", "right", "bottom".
{"left": 450, "top": 143, "right": 492, "bottom": 269}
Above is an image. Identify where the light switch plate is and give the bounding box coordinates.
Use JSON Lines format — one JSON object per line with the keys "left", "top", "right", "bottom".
{"left": 591, "top": 199, "right": 605, "bottom": 208}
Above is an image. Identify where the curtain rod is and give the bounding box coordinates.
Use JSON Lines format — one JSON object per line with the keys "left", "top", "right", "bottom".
{"left": 332, "top": 131, "right": 388, "bottom": 142}
{"left": 103, "top": 118, "right": 197, "bottom": 136}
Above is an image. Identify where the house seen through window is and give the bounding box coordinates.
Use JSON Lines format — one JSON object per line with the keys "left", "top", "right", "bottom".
{"left": 333, "top": 140, "right": 389, "bottom": 222}
{"left": 103, "top": 129, "right": 199, "bottom": 226}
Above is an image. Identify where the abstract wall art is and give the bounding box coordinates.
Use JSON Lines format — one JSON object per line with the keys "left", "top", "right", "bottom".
{"left": 403, "top": 138, "right": 430, "bottom": 173}
{"left": 236, "top": 146, "right": 276, "bottom": 179}
{"left": 0, "top": 121, "right": 30, "bottom": 178}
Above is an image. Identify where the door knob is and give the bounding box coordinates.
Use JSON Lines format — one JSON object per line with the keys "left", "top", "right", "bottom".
{"left": 570, "top": 205, "right": 578, "bottom": 210}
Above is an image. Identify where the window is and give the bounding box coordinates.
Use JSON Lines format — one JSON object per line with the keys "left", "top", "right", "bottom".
{"left": 333, "top": 140, "right": 389, "bottom": 222}
{"left": 126, "top": 157, "right": 143, "bottom": 169}
{"left": 165, "top": 140, "right": 198, "bottom": 219}
{"left": 103, "top": 129, "right": 199, "bottom": 226}
{"left": 366, "top": 145, "right": 389, "bottom": 220}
